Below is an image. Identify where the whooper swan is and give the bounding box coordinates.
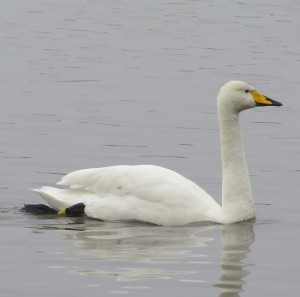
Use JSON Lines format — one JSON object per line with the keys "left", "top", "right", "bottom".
{"left": 28, "top": 81, "right": 282, "bottom": 225}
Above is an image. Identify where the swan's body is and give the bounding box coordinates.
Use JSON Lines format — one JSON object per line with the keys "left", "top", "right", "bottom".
{"left": 34, "top": 81, "right": 282, "bottom": 225}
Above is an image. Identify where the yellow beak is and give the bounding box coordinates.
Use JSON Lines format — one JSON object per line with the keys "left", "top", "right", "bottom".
{"left": 251, "top": 90, "right": 282, "bottom": 106}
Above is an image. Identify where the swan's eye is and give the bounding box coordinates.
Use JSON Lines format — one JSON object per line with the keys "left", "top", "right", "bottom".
{"left": 245, "top": 90, "right": 250, "bottom": 93}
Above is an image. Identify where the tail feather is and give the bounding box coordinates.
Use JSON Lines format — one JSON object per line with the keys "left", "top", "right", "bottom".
{"left": 33, "top": 187, "right": 70, "bottom": 210}
{"left": 33, "top": 186, "right": 100, "bottom": 210}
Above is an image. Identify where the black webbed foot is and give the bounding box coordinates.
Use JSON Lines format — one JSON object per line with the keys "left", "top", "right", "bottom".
{"left": 22, "top": 204, "right": 57, "bottom": 215}
{"left": 65, "top": 203, "right": 86, "bottom": 217}
{"left": 22, "top": 203, "right": 86, "bottom": 217}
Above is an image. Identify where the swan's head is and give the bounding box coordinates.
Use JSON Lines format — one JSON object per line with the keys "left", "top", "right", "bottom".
{"left": 217, "top": 81, "right": 282, "bottom": 113}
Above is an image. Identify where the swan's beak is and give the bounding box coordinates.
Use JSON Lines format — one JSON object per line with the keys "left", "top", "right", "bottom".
{"left": 251, "top": 90, "right": 282, "bottom": 106}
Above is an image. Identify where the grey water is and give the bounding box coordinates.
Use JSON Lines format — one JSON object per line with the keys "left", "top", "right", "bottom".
{"left": 1, "top": 0, "right": 300, "bottom": 296}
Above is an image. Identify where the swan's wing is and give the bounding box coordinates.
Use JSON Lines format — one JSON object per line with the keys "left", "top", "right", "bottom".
{"left": 57, "top": 165, "right": 215, "bottom": 205}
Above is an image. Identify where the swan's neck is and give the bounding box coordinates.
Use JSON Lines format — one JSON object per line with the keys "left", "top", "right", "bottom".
{"left": 218, "top": 106, "right": 255, "bottom": 223}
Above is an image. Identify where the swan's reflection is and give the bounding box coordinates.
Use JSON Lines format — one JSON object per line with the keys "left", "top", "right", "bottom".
{"left": 38, "top": 218, "right": 254, "bottom": 294}
{"left": 216, "top": 222, "right": 255, "bottom": 297}
{"left": 62, "top": 221, "right": 215, "bottom": 263}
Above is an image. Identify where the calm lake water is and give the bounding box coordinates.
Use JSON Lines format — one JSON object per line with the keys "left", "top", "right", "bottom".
{"left": 1, "top": 0, "right": 300, "bottom": 296}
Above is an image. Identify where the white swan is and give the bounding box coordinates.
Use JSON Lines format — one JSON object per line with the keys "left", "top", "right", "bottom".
{"left": 33, "top": 81, "right": 282, "bottom": 225}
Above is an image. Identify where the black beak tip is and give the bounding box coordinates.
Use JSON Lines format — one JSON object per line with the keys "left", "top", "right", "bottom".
{"left": 267, "top": 97, "right": 283, "bottom": 107}
{"left": 273, "top": 101, "right": 283, "bottom": 107}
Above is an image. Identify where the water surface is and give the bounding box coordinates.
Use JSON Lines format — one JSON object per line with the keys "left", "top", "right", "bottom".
{"left": 1, "top": 0, "right": 300, "bottom": 296}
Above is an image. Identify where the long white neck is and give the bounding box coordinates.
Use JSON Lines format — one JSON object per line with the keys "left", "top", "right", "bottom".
{"left": 218, "top": 104, "right": 256, "bottom": 223}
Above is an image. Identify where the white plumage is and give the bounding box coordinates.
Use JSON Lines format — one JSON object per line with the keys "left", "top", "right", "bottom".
{"left": 34, "top": 81, "right": 282, "bottom": 225}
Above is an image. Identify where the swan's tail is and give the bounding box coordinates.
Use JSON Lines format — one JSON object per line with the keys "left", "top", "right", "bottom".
{"left": 33, "top": 186, "right": 73, "bottom": 210}
{"left": 32, "top": 186, "right": 99, "bottom": 210}
{"left": 22, "top": 186, "right": 98, "bottom": 216}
